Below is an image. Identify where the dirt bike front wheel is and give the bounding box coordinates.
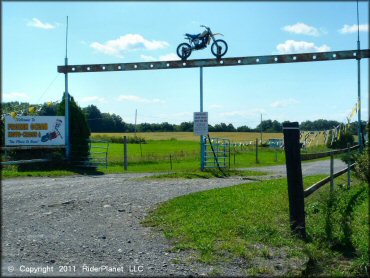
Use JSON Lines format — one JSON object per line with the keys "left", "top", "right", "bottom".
{"left": 176, "top": 43, "right": 192, "bottom": 60}
{"left": 211, "top": 39, "right": 228, "bottom": 58}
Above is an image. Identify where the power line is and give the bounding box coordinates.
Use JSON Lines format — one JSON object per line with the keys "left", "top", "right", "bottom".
{"left": 36, "top": 73, "right": 61, "bottom": 103}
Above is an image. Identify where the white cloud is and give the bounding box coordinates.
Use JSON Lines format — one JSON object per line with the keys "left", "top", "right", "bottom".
{"left": 27, "top": 18, "right": 57, "bottom": 30}
{"left": 339, "top": 24, "right": 369, "bottom": 34}
{"left": 159, "top": 53, "right": 179, "bottom": 61}
{"left": 90, "top": 34, "right": 169, "bottom": 58}
{"left": 139, "top": 53, "right": 179, "bottom": 62}
{"left": 140, "top": 54, "right": 156, "bottom": 61}
{"left": 220, "top": 108, "right": 265, "bottom": 117}
{"left": 270, "top": 98, "right": 299, "bottom": 108}
{"left": 3, "top": 92, "right": 30, "bottom": 101}
{"left": 116, "top": 95, "right": 165, "bottom": 104}
{"left": 276, "top": 40, "right": 330, "bottom": 54}
{"left": 158, "top": 112, "right": 192, "bottom": 119}
{"left": 282, "top": 22, "right": 321, "bottom": 36}
{"left": 80, "top": 96, "right": 106, "bottom": 103}
{"left": 209, "top": 104, "right": 223, "bottom": 109}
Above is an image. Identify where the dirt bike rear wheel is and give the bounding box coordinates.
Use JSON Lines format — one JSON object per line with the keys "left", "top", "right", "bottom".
{"left": 176, "top": 43, "right": 192, "bottom": 60}
{"left": 211, "top": 39, "right": 228, "bottom": 58}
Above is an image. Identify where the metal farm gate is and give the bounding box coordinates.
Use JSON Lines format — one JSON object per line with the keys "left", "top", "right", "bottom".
{"left": 204, "top": 137, "right": 230, "bottom": 169}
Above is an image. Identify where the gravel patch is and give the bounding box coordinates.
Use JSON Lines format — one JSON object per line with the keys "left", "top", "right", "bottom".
{"left": 2, "top": 173, "right": 258, "bottom": 277}
{"left": 241, "top": 158, "right": 347, "bottom": 177}
{"left": 3, "top": 159, "right": 335, "bottom": 277}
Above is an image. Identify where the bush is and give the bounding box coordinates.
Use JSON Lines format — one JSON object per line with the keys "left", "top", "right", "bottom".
{"left": 91, "top": 134, "right": 146, "bottom": 144}
{"left": 5, "top": 149, "right": 66, "bottom": 171}
{"left": 57, "top": 94, "right": 91, "bottom": 164}
{"left": 327, "top": 131, "right": 354, "bottom": 149}
{"left": 354, "top": 147, "right": 369, "bottom": 184}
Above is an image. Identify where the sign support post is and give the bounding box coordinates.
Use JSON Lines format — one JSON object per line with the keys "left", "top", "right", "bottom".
{"left": 200, "top": 66, "right": 205, "bottom": 171}
{"left": 64, "top": 16, "right": 70, "bottom": 161}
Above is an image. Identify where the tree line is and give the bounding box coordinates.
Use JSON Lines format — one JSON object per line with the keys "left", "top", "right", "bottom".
{"left": 1, "top": 101, "right": 366, "bottom": 134}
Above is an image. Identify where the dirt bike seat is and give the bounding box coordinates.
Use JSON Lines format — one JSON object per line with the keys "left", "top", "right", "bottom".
{"left": 185, "top": 33, "right": 200, "bottom": 39}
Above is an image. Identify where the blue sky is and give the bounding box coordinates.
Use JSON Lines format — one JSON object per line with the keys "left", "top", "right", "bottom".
{"left": 2, "top": 1, "right": 369, "bottom": 128}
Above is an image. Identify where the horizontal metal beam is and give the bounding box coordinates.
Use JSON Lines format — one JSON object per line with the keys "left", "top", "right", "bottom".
{"left": 58, "top": 49, "right": 370, "bottom": 73}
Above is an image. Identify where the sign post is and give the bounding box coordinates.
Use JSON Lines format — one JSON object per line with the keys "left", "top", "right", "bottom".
{"left": 199, "top": 66, "right": 205, "bottom": 171}
{"left": 194, "top": 112, "right": 208, "bottom": 171}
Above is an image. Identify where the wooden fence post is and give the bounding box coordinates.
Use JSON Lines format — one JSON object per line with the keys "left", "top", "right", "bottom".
{"left": 347, "top": 143, "right": 351, "bottom": 188}
{"left": 330, "top": 152, "right": 334, "bottom": 192}
{"left": 283, "top": 122, "right": 306, "bottom": 239}
{"left": 256, "top": 138, "right": 259, "bottom": 164}
{"left": 123, "top": 136, "right": 128, "bottom": 171}
{"left": 275, "top": 149, "right": 278, "bottom": 162}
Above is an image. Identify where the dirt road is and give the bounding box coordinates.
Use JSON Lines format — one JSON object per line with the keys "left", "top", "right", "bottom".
{"left": 2, "top": 159, "right": 344, "bottom": 276}
{"left": 2, "top": 173, "right": 251, "bottom": 277}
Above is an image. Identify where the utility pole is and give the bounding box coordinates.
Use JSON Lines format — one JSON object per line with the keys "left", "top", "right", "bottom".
{"left": 64, "top": 16, "right": 70, "bottom": 161}
{"left": 134, "top": 109, "right": 137, "bottom": 136}
{"left": 260, "top": 113, "right": 263, "bottom": 144}
{"left": 356, "top": 0, "right": 363, "bottom": 152}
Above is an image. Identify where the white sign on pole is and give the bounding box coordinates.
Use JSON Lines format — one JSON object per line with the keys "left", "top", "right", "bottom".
{"left": 193, "top": 112, "right": 208, "bottom": 136}
{"left": 5, "top": 116, "right": 66, "bottom": 146}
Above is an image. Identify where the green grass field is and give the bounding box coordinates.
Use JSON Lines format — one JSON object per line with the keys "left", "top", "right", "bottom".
{"left": 144, "top": 174, "right": 368, "bottom": 276}
{"left": 98, "top": 139, "right": 286, "bottom": 173}
{"left": 2, "top": 131, "right": 335, "bottom": 178}
{"left": 1, "top": 139, "right": 285, "bottom": 177}
{"left": 91, "top": 131, "right": 284, "bottom": 142}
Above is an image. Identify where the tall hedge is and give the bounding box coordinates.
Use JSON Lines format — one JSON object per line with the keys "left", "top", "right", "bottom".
{"left": 57, "top": 94, "right": 91, "bottom": 163}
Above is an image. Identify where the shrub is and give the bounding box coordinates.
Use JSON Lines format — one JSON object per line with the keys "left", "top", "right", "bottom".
{"left": 354, "top": 147, "right": 369, "bottom": 184}
{"left": 57, "top": 94, "right": 91, "bottom": 164}
{"left": 327, "top": 131, "right": 354, "bottom": 149}
{"left": 91, "top": 134, "right": 146, "bottom": 144}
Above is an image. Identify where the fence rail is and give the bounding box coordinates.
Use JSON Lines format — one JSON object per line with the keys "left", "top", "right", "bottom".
{"left": 282, "top": 122, "right": 362, "bottom": 238}
{"left": 304, "top": 163, "right": 356, "bottom": 198}
{"left": 1, "top": 145, "right": 66, "bottom": 151}
{"left": 301, "top": 144, "right": 359, "bottom": 161}
{"left": 1, "top": 159, "right": 51, "bottom": 166}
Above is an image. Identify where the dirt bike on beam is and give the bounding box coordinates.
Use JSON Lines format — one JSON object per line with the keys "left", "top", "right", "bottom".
{"left": 176, "top": 25, "right": 228, "bottom": 61}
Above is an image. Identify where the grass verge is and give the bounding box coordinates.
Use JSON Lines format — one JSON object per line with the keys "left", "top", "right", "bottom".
{"left": 143, "top": 175, "right": 368, "bottom": 276}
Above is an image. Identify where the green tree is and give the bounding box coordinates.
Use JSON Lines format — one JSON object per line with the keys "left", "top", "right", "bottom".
{"left": 83, "top": 105, "right": 103, "bottom": 132}
{"left": 58, "top": 94, "right": 91, "bottom": 163}
{"left": 237, "top": 125, "right": 252, "bottom": 132}
{"left": 39, "top": 102, "right": 58, "bottom": 116}
{"left": 178, "top": 121, "right": 193, "bottom": 132}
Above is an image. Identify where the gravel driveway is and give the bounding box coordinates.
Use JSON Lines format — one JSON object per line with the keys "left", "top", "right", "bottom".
{"left": 2, "top": 159, "right": 345, "bottom": 277}
{"left": 243, "top": 159, "right": 347, "bottom": 177}
{"left": 2, "top": 173, "right": 253, "bottom": 277}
